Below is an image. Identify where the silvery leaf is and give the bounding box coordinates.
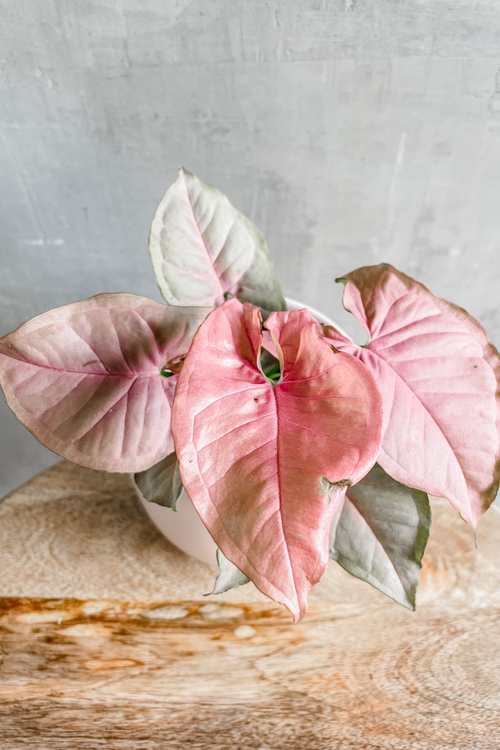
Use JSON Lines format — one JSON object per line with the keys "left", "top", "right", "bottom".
{"left": 330, "top": 463, "right": 431, "bottom": 610}
{"left": 149, "top": 168, "right": 286, "bottom": 311}
{"left": 209, "top": 549, "right": 250, "bottom": 595}
{"left": 134, "top": 451, "right": 183, "bottom": 510}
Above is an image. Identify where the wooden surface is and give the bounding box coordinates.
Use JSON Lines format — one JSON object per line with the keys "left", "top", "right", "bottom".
{"left": 1, "top": 462, "right": 500, "bottom": 748}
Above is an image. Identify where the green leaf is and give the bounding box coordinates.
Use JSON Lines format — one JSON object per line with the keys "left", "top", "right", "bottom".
{"left": 149, "top": 168, "right": 286, "bottom": 311}
{"left": 209, "top": 549, "right": 250, "bottom": 595}
{"left": 329, "top": 464, "right": 431, "bottom": 610}
{"left": 134, "top": 452, "right": 183, "bottom": 510}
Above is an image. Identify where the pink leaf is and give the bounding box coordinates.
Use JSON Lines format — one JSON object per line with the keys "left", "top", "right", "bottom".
{"left": 172, "top": 300, "right": 383, "bottom": 621}
{"left": 0, "top": 294, "right": 210, "bottom": 473}
{"left": 322, "top": 264, "right": 500, "bottom": 526}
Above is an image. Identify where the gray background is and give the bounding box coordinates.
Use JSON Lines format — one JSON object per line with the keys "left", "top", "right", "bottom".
{"left": 2, "top": 0, "right": 500, "bottom": 498}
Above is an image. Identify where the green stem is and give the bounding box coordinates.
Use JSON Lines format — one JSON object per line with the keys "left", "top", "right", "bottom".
{"left": 263, "top": 362, "right": 282, "bottom": 382}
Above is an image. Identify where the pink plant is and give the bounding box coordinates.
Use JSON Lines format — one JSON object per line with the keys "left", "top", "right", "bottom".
{"left": 1, "top": 168, "right": 499, "bottom": 621}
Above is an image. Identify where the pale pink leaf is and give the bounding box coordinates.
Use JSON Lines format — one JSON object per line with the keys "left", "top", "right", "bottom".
{"left": 149, "top": 168, "right": 286, "bottom": 310}
{"left": 322, "top": 264, "right": 500, "bottom": 526}
{"left": 0, "top": 294, "right": 210, "bottom": 473}
{"left": 172, "top": 300, "right": 383, "bottom": 621}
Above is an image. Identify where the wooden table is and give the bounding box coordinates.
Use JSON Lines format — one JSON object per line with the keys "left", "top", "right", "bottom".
{"left": 1, "top": 461, "right": 500, "bottom": 748}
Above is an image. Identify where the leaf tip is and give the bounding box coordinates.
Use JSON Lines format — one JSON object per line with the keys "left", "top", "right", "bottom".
{"left": 291, "top": 604, "right": 307, "bottom": 624}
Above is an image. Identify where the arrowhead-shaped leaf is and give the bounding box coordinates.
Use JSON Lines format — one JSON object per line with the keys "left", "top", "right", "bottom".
{"left": 0, "top": 294, "right": 210, "bottom": 473}
{"left": 149, "top": 168, "right": 286, "bottom": 311}
{"left": 329, "top": 464, "right": 431, "bottom": 609}
{"left": 172, "top": 299, "right": 383, "bottom": 621}
{"left": 321, "top": 264, "right": 500, "bottom": 526}
{"left": 209, "top": 549, "right": 251, "bottom": 595}
{"left": 134, "top": 452, "right": 183, "bottom": 510}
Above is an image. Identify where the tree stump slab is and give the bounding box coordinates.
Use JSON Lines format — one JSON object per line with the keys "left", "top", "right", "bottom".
{"left": 0, "top": 460, "right": 500, "bottom": 749}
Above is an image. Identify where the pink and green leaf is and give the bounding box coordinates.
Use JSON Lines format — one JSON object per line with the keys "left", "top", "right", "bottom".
{"left": 149, "top": 168, "right": 286, "bottom": 311}
{"left": 0, "top": 294, "right": 210, "bottom": 473}
{"left": 172, "top": 299, "right": 383, "bottom": 621}
{"left": 321, "top": 264, "right": 500, "bottom": 526}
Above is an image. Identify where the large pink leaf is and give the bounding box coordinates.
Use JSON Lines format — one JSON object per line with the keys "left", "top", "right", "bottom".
{"left": 0, "top": 294, "right": 209, "bottom": 472}
{"left": 172, "top": 299, "right": 383, "bottom": 621}
{"left": 321, "top": 264, "right": 500, "bottom": 526}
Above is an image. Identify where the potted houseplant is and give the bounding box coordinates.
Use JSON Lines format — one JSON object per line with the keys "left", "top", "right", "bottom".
{"left": 1, "top": 169, "right": 499, "bottom": 622}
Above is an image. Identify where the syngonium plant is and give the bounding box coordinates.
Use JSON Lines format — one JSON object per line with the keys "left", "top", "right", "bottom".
{"left": 1, "top": 168, "right": 500, "bottom": 622}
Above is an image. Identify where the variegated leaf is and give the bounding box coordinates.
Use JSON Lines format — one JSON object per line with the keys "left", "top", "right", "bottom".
{"left": 149, "top": 168, "right": 286, "bottom": 311}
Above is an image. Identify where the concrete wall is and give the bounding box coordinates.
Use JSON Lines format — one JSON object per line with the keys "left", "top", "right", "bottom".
{"left": 2, "top": 0, "right": 500, "bottom": 496}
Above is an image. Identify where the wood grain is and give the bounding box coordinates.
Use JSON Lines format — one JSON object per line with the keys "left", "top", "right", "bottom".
{"left": 1, "top": 461, "right": 500, "bottom": 748}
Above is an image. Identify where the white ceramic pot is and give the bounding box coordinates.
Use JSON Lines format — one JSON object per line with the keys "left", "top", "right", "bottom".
{"left": 134, "top": 298, "right": 346, "bottom": 565}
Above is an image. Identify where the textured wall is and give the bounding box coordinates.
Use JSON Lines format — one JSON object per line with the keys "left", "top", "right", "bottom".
{"left": 2, "top": 0, "right": 500, "bottom": 496}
